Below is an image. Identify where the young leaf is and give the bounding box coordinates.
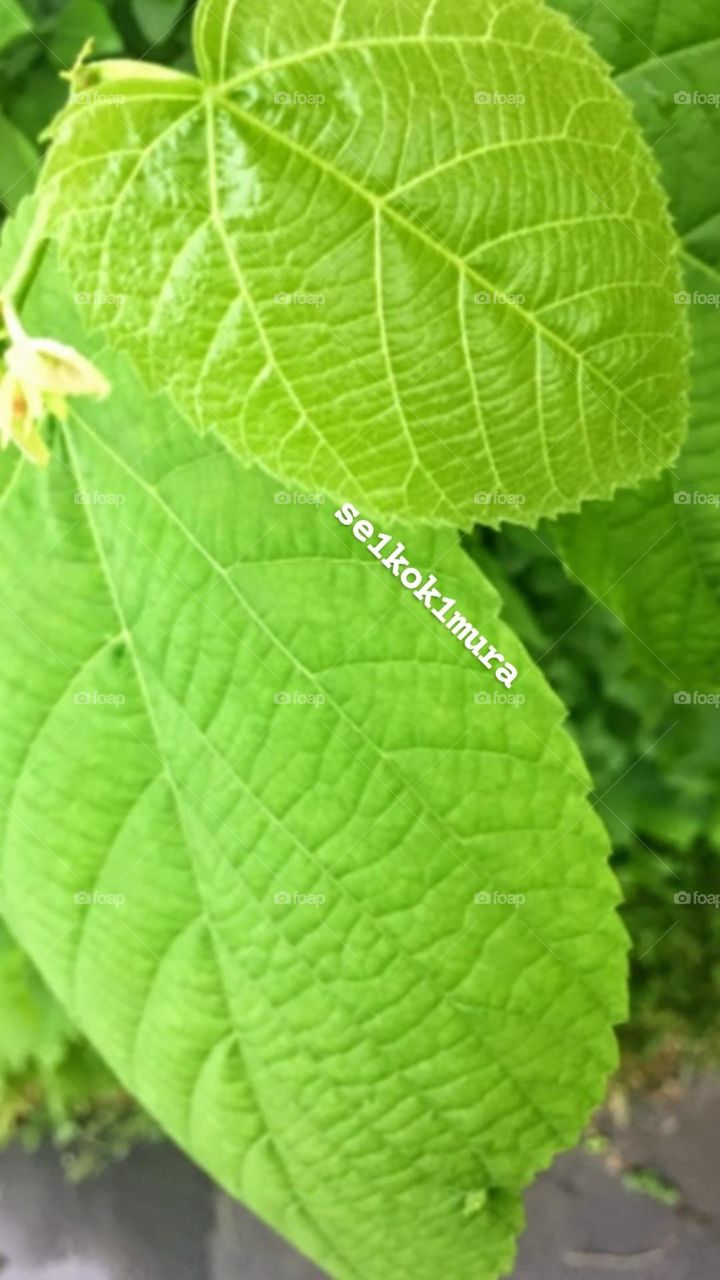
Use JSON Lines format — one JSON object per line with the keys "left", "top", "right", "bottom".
{"left": 550, "top": 1, "right": 720, "bottom": 690}
{"left": 34, "top": 0, "right": 688, "bottom": 528}
{"left": 0, "top": 247, "right": 627, "bottom": 1277}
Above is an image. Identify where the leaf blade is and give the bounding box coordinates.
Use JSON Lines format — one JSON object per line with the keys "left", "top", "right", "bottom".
{"left": 0, "top": 255, "right": 628, "bottom": 1278}
{"left": 36, "top": 0, "right": 689, "bottom": 527}
{"left": 550, "top": 0, "right": 720, "bottom": 690}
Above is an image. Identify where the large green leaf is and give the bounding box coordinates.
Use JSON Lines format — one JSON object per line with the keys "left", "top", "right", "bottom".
{"left": 33, "top": 0, "right": 688, "bottom": 528}
{"left": 550, "top": 1, "right": 720, "bottom": 690}
{"left": 0, "top": 253, "right": 626, "bottom": 1278}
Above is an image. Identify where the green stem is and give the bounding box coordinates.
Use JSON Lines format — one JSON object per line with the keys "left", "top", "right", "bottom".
{"left": 1, "top": 209, "right": 50, "bottom": 317}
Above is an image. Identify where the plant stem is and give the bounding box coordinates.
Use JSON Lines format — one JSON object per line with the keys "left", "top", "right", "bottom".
{"left": 0, "top": 210, "right": 50, "bottom": 318}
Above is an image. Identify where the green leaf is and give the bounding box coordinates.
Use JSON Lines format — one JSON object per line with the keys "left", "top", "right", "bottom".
{"left": 35, "top": 0, "right": 688, "bottom": 528}
{"left": 0, "top": 110, "right": 38, "bottom": 213}
{"left": 0, "top": 924, "right": 154, "bottom": 1164}
{"left": 0, "top": 923, "right": 71, "bottom": 1078}
{"left": 48, "top": 0, "right": 122, "bottom": 68}
{"left": 0, "top": 245, "right": 626, "bottom": 1278}
{"left": 7, "top": 65, "right": 68, "bottom": 144}
{"left": 0, "top": 0, "right": 28, "bottom": 53}
{"left": 550, "top": 1, "right": 720, "bottom": 690}
{"left": 549, "top": 1, "right": 712, "bottom": 79}
{"left": 131, "top": 0, "right": 186, "bottom": 47}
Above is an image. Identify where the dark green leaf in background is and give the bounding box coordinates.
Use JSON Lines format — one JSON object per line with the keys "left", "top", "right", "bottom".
{"left": 131, "top": 0, "right": 186, "bottom": 47}
{"left": 0, "top": 0, "right": 28, "bottom": 54}
{"left": 551, "top": 1, "right": 720, "bottom": 691}
{"left": 48, "top": 0, "right": 122, "bottom": 69}
{"left": 0, "top": 108, "right": 38, "bottom": 212}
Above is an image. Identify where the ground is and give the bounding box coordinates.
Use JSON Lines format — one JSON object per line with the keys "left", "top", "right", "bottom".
{"left": 1, "top": 1075, "right": 719, "bottom": 1279}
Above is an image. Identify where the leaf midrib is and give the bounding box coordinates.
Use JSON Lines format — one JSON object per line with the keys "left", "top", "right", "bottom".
{"left": 61, "top": 421, "right": 370, "bottom": 1280}
{"left": 66, "top": 400, "right": 619, "bottom": 1029}
{"left": 59, "top": 406, "right": 605, "bottom": 1221}
{"left": 213, "top": 91, "right": 676, "bottom": 448}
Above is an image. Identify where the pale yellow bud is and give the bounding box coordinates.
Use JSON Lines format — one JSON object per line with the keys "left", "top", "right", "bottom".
{"left": 5, "top": 336, "right": 110, "bottom": 399}
{"left": 0, "top": 300, "right": 110, "bottom": 465}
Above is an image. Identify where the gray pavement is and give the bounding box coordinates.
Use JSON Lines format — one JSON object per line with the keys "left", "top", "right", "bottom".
{"left": 1, "top": 1076, "right": 718, "bottom": 1279}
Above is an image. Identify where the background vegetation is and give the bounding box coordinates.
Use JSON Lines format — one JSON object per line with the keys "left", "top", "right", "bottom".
{"left": 0, "top": 0, "right": 716, "bottom": 1177}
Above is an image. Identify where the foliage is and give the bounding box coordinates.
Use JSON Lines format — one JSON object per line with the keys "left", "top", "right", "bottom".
{"left": 0, "top": 0, "right": 189, "bottom": 1168}
{"left": 0, "top": 2, "right": 716, "bottom": 1278}
{"left": 550, "top": 0, "right": 720, "bottom": 690}
{"left": 36, "top": 0, "right": 688, "bottom": 526}
{"left": 0, "top": 0, "right": 194, "bottom": 216}
{"left": 0, "top": 922, "right": 159, "bottom": 1174}
{"left": 468, "top": 524, "right": 720, "bottom": 1064}
{"left": 0, "top": 223, "right": 630, "bottom": 1276}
